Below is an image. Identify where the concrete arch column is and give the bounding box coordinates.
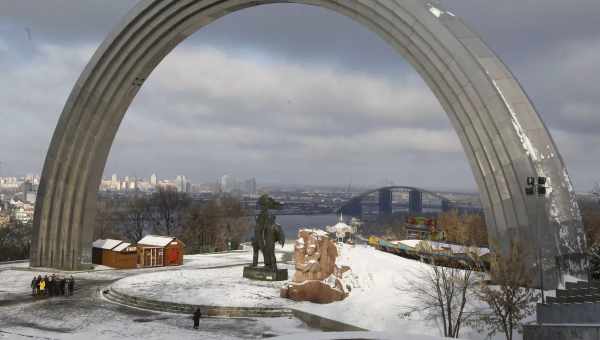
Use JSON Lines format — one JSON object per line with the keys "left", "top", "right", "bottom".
{"left": 31, "top": 0, "right": 586, "bottom": 287}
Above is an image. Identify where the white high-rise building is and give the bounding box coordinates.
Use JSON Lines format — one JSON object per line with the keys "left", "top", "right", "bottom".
{"left": 111, "top": 174, "right": 119, "bottom": 190}
{"left": 220, "top": 174, "right": 239, "bottom": 193}
{"left": 150, "top": 173, "right": 158, "bottom": 186}
{"left": 243, "top": 177, "right": 257, "bottom": 196}
{"left": 176, "top": 175, "right": 189, "bottom": 193}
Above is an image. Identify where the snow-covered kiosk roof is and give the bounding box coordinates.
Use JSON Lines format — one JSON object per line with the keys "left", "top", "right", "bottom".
{"left": 137, "top": 235, "right": 177, "bottom": 247}
{"left": 112, "top": 242, "right": 133, "bottom": 252}
{"left": 326, "top": 221, "right": 353, "bottom": 237}
{"left": 299, "top": 228, "right": 330, "bottom": 238}
{"left": 397, "top": 239, "right": 490, "bottom": 256}
{"left": 92, "top": 239, "right": 123, "bottom": 250}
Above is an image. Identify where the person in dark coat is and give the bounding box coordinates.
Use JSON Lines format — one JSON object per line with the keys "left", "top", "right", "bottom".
{"left": 52, "top": 274, "right": 59, "bottom": 297}
{"left": 67, "top": 276, "right": 74, "bottom": 296}
{"left": 192, "top": 308, "right": 201, "bottom": 329}
{"left": 59, "top": 277, "right": 66, "bottom": 296}
{"left": 48, "top": 275, "right": 55, "bottom": 297}
{"left": 30, "top": 276, "right": 37, "bottom": 296}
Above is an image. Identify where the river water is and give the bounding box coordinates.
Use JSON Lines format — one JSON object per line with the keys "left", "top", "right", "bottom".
{"left": 274, "top": 214, "right": 339, "bottom": 240}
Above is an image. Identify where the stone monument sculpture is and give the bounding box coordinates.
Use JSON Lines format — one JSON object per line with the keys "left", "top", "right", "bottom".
{"left": 243, "top": 194, "right": 288, "bottom": 281}
{"left": 281, "top": 229, "right": 351, "bottom": 303}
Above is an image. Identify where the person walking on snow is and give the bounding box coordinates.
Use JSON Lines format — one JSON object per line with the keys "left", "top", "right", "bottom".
{"left": 193, "top": 308, "right": 202, "bottom": 329}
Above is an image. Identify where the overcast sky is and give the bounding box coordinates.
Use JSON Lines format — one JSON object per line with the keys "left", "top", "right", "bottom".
{"left": 0, "top": 1, "right": 599, "bottom": 191}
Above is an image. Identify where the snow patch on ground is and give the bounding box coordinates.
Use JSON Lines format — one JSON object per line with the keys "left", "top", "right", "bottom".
{"left": 113, "top": 264, "right": 296, "bottom": 308}
{"left": 109, "top": 245, "right": 504, "bottom": 339}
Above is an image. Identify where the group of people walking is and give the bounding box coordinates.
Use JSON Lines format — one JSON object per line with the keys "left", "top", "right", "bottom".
{"left": 30, "top": 274, "right": 75, "bottom": 297}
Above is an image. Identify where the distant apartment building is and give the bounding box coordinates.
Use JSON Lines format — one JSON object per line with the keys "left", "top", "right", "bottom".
{"left": 175, "top": 175, "right": 190, "bottom": 193}
{"left": 9, "top": 199, "right": 34, "bottom": 224}
{"left": 0, "top": 213, "right": 10, "bottom": 227}
{"left": 98, "top": 174, "right": 193, "bottom": 193}
{"left": 0, "top": 177, "right": 21, "bottom": 190}
{"left": 150, "top": 173, "right": 158, "bottom": 186}
{"left": 25, "top": 191, "right": 37, "bottom": 204}
{"left": 243, "top": 177, "right": 257, "bottom": 197}
{"left": 220, "top": 174, "right": 236, "bottom": 193}
{"left": 111, "top": 174, "right": 119, "bottom": 190}
{"left": 220, "top": 174, "right": 257, "bottom": 196}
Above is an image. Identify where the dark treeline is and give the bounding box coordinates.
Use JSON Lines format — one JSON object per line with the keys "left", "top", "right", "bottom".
{"left": 94, "top": 186, "right": 251, "bottom": 254}
{"left": 0, "top": 220, "right": 32, "bottom": 261}
{"left": 372, "top": 210, "right": 488, "bottom": 247}
{"left": 580, "top": 199, "right": 600, "bottom": 279}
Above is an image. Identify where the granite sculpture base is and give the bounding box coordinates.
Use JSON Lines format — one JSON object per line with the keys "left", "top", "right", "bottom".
{"left": 281, "top": 280, "right": 347, "bottom": 304}
{"left": 243, "top": 266, "right": 288, "bottom": 281}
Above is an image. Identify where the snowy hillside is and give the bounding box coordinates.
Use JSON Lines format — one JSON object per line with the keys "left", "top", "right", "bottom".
{"left": 293, "top": 244, "right": 493, "bottom": 339}
{"left": 109, "top": 244, "right": 512, "bottom": 339}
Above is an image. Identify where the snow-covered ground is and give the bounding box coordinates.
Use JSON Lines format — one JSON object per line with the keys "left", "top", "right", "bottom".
{"left": 0, "top": 244, "right": 534, "bottom": 339}
{"left": 0, "top": 299, "right": 310, "bottom": 340}
{"left": 108, "top": 244, "right": 509, "bottom": 339}
{"left": 0, "top": 246, "right": 311, "bottom": 340}
{"left": 0, "top": 246, "right": 292, "bottom": 300}
{"left": 271, "top": 331, "right": 446, "bottom": 340}
{"left": 295, "top": 245, "right": 446, "bottom": 336}
{"left": 112, "top": 264, "right": 296, "bottom": 308}
{"left": 0, "top": 269, "right": 57, "bottom": 301}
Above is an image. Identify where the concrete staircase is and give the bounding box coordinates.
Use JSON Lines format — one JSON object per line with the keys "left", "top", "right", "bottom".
{"left": 103, "top": 287, "right": 366, "bottom": 332}
{"left": 524, "top": 281, "right": 600, "bottom": 340}
{"left": 103, "top": 288, "right": 294, "bottom": 318}
{"left": 545, "top": 281, "right": 600, "bottom": 305}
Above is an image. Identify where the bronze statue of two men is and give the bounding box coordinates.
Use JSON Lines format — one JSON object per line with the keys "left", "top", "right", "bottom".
{"left": 250, "top": 194, "right": 286, "bottom": 274}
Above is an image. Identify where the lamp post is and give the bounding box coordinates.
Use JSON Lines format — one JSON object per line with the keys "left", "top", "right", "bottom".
{"left": 525, "top": 176, "right": 547, "bottom": 303}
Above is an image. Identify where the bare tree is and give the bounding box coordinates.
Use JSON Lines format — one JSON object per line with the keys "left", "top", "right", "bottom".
{"left": 122, "top": 195, "right": 151, "bottom": 242}
{"left": 470, "top": 240, "right": 539, "bottom": 340}
{"left": 438, "top": 210, "right": 488, "bottom": 246}
{"left": 183, "top": 199, "right": 224, "bottom": 252}
{"left": 151, "top": 186, "right": 191, "bottom": 237}
{"left": 401, "top": 242, "right": 484, "bottom": 338}
{"left": 579, "top": 200, "right": 600, "bottom": 279}
{"left": 94, "top": 198, "right": 123, "bottom": 240}
{"left": 182, "top": 196, "right": 251, "bottom": 253}
{"left": 581, "top": 200, "right": 600, "bottom": 246}
{"left": 0, "top": 220, "right": 31, "bottom": 261}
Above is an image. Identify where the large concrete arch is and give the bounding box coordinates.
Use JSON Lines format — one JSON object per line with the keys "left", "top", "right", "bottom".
{"left": 31, "top": 0, "right": 586, "bottom": 286}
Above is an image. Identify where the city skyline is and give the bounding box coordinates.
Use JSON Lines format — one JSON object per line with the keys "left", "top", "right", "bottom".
{"left": 0, "top": 172, "right": 485, "bottom": 194}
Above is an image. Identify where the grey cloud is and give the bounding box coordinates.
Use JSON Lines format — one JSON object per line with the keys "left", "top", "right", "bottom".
{"left": 135, "top": 46, "right": 447, "bottom": 135}
{"left": 0, "top": 0, "right": 137, "bottom": 44}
